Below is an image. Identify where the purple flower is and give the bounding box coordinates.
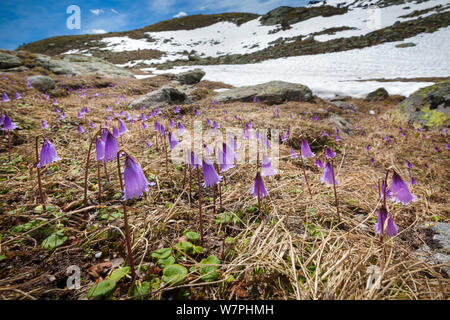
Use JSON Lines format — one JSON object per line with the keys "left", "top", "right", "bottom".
{"left": 95, "top": 138, "right": 105, "bottom": 161}
{"left": 59, "top": 112, "right": 67, "bottom": 120}
{"left": 14, "top": 92, "right": 22, "bottom": 100}
{"left": 123, "top": 155, "right": 150, "bottom": 200}
{"left": 250, "top": 172, "right": 268, "bottom": 198}
{"left": 154, "top": 120, "right": 160, "bottom": 132}
{"left": 325, "top": 148, "right": 336, "bottom": 159}
{"left": 380, "top": 182, "right": 393, "bottom": 200}
{"left": 1, "top": 114, "right": 16, "bottom": 131}
{"left": 391, "top": 172, "right": 417, "bottom": 205}
{"left": 104, "top": 130, "right": 119, "bottom": 162}
{"left": 314, "top": 158, "right": 324, "bottom": 168}
{"left": 78, "top": 125, "right": 85, "bottom": 134}
{"left": 290, "top": 149, "right": 298, "bottom": 159}
{"left": 118, "top": 119, "right": 128, "bottom": 134}
{"left": 188, "top": 150, "right": 199, "bottom": 169}
{"left": 41, "top": 120, "right": 49, "bottom": 130}
{"left": 37, "top": 139, "right": 60, "bottom": 168}
{"left": 202, "top": 159, "right": 222, "bottom": 187}
{"left": 406, "top": 161, "right": 412, "bottom": 169}
{"left": 112, "top": 126, "right": 120, "bottom": 138}
{"left": 177, "top": 121, "right": 185, "bottom": 134}
{"left": 168, "top": 132, "right": 179, "bottom": 149}
{"left": 218, "top": 143, "right": 235, "bottom": 172}
{"left": 301, "top": 139, "right": 315, "bottom": 159}
{"left": 90, "top": 122, "right": 96, "bottom": 129}
{"left": 142, "top": 122, "right": 148, "bottom": 129}
{"left": 26, "top": 81, "right": 32, "bottom": 89}
{"left": 374, "top": 207, "right": 398, "bottom": 238}
{"left": 445, "top": 143, "right": 450, "bottom": 150}
{"left": 321, "top": 162, "right": 337, "bottom": 186}
{"left": 335, "top": 136, "right": 341, "bottom": 142}
{"left": 174, "top": 105, "right": 180, "bottom": 114}
{"left": 410, "top": 177, "right": 417, "bottom": 186}
{"left": 195, "top": 109, "right": 200, "bottom": 116}
{"left": 261, "top": 155, "right": 276, "bottom": 177}
{"left": 169, "top": 119, "right": 175, "bottom": 127}
{"left": 159, "top": 124, "right": 166, "bottom": 136}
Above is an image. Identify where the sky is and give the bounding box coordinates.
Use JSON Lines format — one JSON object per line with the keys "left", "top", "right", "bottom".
{"left": 0, "top": 0, "right": 310, "bottom": 50}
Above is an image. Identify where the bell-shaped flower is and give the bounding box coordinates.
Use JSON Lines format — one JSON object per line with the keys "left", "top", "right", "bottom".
{"left": 95, "top": 137, "right": 105, "bottom": 161}
{"left": 261, "top": 155, "right": 276, "bottom": 177}
{"left": 391, "top": 171, "right": 417, "bottom": 205}
{"left": 104, "top": 130, "right": 119, "bottom": 162}
{"left": 250, "top": 172, "right": 268, "bottom": 198}
{"left": 37, "top": 139, "right": 61, "bottom": 168}
{"left": 321, "top": 162, "right": 337, "bottom": 186}
{"left": 301, "top": 139, "right": 315, "bottom": 159}
{"left": 202, "top": 159, "right": 222, "bottom": 187}
{"left": 1, "top": 113, "right": 17, "bottom": 130}
{"left": 123, "top": 155, "right": 150, "bottom": 200}
{"left": 374, "top": 206, "right": 398, "bottom": 237}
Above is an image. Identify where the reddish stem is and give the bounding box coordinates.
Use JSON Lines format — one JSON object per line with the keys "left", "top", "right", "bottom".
{"left": 7, "top": 130, "right": 11, "bottom": 162}
{"left": 197, "top": 168, "right": 204, "bottom": 247}
{"left": 300, "top": 156, "right": 312, "bottom": 198}
{"left": 331, "top": 160, "right": 340, "bottom": 223}
{"left": 97, "top": 161, "right": 102, "bottom": 204}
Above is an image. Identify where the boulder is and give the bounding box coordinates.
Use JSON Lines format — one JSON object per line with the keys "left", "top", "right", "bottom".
{"left": 174, "top": 69, "right": 205, "bottom": 85}
{"left": 416, "top": 222, "right": 450, "bottom": 276}
{"left": 128, "top": 85, "right": 192, "bottom": 109}
{"left": 214, "top": 81, "right": 313, "bottom": 104}
{"left": 365, "top": 87, "right": 389, "bottom": 102}
{"left": 28, "top": 75, "right": 55, "bottom": 92}
{"left": 0, "top": 52, "right": 23, "bottom": 69}
{"left": 34, "top": 54, "right": 134, "bottom": 78}
{"left": 393, "top": 81, "right": 450, "bottom": 128}
{"left": 328, "top": 114, "right": 353, "bottom": 135}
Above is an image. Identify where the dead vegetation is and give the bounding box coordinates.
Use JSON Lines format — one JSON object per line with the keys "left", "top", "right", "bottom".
{"left": 0, "top": 73, "right": 448, "bottom": 300}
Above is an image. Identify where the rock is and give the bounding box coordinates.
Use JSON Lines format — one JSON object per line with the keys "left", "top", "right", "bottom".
{"left": 214, "top": 81, "right": 313, "bottom": 104}
{"left": 0, "top": 52, "right": 23, "bottom": 69}
{"left": 174, "top": 68, "right": 205, "bottom": 85}
{"left": 128, "top": 85, "right": 192, "bottom": 109}
{"left": 2, "top": 66, "right": 29, "bottom": 73}
{"left": 328, "top": 114, "right": 353, "bottom": 135}
{"left": 393, "top": 81, "right": 450, "bottom": 128}
{"left": 35, "top": 54, "right": 134, "bottom": 78}
{"left": 365, "top": 87, "right": 389, "bottom": 102}
{"left": 416, "top": 222, "right": 450, "bottom": 276}
{"left": 330, "top": 100, "right": 357, "bottom": 112}
{"left": 28, "top": 75, "right": 55, "bottom": 92}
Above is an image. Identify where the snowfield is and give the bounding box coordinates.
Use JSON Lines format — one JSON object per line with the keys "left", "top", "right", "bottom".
{"left": 149, "top": 27, "right": 450, "bottom": 98}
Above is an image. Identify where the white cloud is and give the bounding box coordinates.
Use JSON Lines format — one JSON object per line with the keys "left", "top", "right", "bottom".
{"left": 91, "top": 29, "right": 107, "bottom": 34}
{"left": 111, "top": 8, "right": 119, "bottom": 14}
{"left": 90, "top": 9, "right": 104, "bottom": 16}
{"left": 173, "top": 11, "right": 187, "bottom": 18}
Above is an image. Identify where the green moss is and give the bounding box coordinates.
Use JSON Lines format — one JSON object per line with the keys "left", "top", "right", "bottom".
{"left": 421, "top": 108, "right": 448, "bottom": 127}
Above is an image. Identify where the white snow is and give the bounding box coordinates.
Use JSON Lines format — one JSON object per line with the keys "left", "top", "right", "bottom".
{"left": 151, "top": 27, "right": 450, "bottom": 98}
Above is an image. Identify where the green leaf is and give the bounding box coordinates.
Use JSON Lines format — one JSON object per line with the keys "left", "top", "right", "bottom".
{"left": 0, "top": 255, "right": 6, "bottom": 262}
{"left": 176, "top": 241, "right": 193, "bottom": 254}
{"left": 129, "top": 281, "right": 151, "bottom": 300}
{"left": 225, "top": 237, "right": 235, "bottom": 244}
{"left": 87, "top": 279, "right": 116, "bottom": 299}
{"left": 193, "top": 245, "right": 203, "bottom": 254}
{"left": 184, "top": 230, "right": 200, "bottom": 243}
{"left": 157, "top": 256, "right": 175, "bottom": 268}
{"left": 151, "top": 248, "right": 172, "bottom": 259}
{"left": 109, "top": 267, "right": 130, "bottom": 283}
{"left": 162, "top": 264, "right": 187, "bottom": 285}
{"left": 41, "top": 230, "right": 67, "bottom": 250}
{"left": 198, "top": 255, "right": 220, "bottom": 282}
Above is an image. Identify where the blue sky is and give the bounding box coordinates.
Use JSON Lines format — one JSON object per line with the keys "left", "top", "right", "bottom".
{"left": 0, "top": 0, "right": 309, "bottom": 50}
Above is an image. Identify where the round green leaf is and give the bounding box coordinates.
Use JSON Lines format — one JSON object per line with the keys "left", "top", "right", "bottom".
{"left": 158, "top": 255, "right": 175, "bottom": 268}
{"left": 184, "top": 230, "right": 200, "bottom": 242}
{"left": 151, "top": 248, "right": 172, "bottom": 259}
{"left": 162, "top": 264, "right": 188, "bottom": 285}
{"left": 87, "top": 279, "right": 116, "bottom": 298}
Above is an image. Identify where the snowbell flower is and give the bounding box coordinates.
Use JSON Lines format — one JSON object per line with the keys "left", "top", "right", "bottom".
{"left": 391, "top": 171, "right": 417, "bottom": 205}
{"left": 325, "top": 148, "right": 336, "bottom": 159}
{"left": 37, "top": 139, "right": 60, "bottom": 168}
{"left": 301, "top": 139, "right": 315, "bottom": 159}
{"left": 104, "top": 130, "right": 119, "bottom": 162}
{"left": 321, "top": 162, "right": 337, "bottom": 186}
{"left": 202, "top": 159, "right": 222, "bottom": 187}
{"left": 261, "top": 155, "right": 276, "bottom": 177}
{"left": 123, "top": 155, "right": 150, "bottom": 200}
{"left": 374, "top": 207, "right": 398, "bottom": 238}
{"left": 251, "top": 172, "right": 268, "bottom": 198}
{"left": 2, "top": 113, "right": 17, "bottom": 131}
{"left": 95, "top": 138, "right": 105, "bottom": 161}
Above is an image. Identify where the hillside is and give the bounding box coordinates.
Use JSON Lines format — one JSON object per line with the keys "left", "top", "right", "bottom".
{"left": 15, "top": 0, "right": 450, "bottom": 98}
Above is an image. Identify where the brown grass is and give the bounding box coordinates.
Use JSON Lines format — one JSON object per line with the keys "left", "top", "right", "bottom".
{"left": 0, "top": 73, "right": 448, "bottom": 300}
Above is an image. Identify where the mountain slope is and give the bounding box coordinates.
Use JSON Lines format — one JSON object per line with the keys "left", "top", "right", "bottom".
{"left": 16, "top": 0, "right": 450, "bottom": 98}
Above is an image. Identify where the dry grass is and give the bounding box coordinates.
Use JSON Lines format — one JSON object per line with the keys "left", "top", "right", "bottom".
{"left": 0, "top": 73, "right": 448, "bottom": 300}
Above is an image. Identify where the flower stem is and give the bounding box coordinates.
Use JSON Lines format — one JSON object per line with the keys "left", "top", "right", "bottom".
{"left": 197, "top": 168, "right": 204, "bottom": 247}
{"left": 7, "top": 130, "right": 11, "bottom": 162}
{"left": 97, "top": 161, "right": 102, "bottom": 204}
{"left": 300, "top": 156, "right": 312, "bottom": 198}
{"left": 35, "top": 136, "right": 46, "bottom": 212}
{"left": 103, "top": 162, "right": 109, "bottom": 181}
{"left": 122, "top": 200, "right": 136, "bottom": 284}
{"left": 331, "top": 160, "right": 340, "bottom": 223}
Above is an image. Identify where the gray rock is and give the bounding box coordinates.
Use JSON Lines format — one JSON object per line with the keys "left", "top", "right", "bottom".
{"left": 416, "top": 222, "right": 450, "bottom": 276}
{"left": 328, "top": 114, "right": 353, "bottom": 135}
{"left": 214, "top": 81, "right": 313, "bottom": 105}
{"left": 174, "top": 68, "right": 205, "bottom": 85}
{"left": 393, "top": 81, "right": 450, "bottom": 128}
{"left": 330, "top": 100, "right": 358, "bottom": 112}
{"left": 28, "top": 75, "right": 55, "bottom": 92}
{"left": 34, "top": 53, "right": 134, "bottom": 78}
{"left": 365, "top": 87, "right": 389, "bottom": 102}
{"left": 0, "top": 52, "right": 23, "bottom": 69}
{"left": 128, "top": 85, "right": 192, "bottom": 109}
